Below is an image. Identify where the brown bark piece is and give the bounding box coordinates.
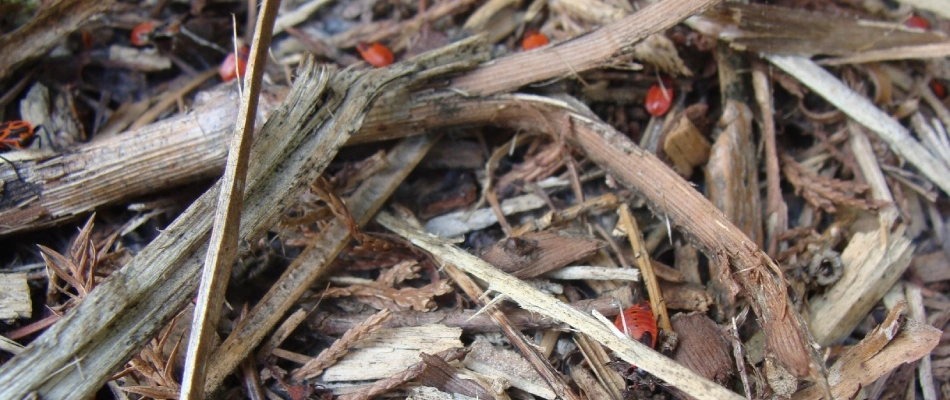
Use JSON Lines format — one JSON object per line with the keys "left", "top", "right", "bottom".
{"left": 663, "top": 106, "right": 711, "bottom": 178}
{"left": 478, "top": 230, "right": 605, "bottom": 279}
{"left": 706, "top": 100, "right": 763, "bottom": 248}
{"left": 451, "top": 0, "right": 720, "bottom": 95}
{"left": 670, "top": 313, "right": 734, "bottom": 385}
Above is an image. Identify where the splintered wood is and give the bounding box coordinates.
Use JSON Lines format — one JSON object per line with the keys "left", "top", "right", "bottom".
{"left": 319, "top": 325, "right": 463, "bottom": 382}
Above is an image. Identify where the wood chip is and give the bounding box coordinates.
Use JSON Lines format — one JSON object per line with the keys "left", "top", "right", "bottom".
{"left": 321, "top": 325, "right": 463, "bottom": 382}
{"left": 0, "top": 273, "right": 31, "bottom": 320}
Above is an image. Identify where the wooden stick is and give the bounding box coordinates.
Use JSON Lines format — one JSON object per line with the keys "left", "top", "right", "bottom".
{"left": 752, "top": 61, "right": 787, "bottom": 257}
{"left": 451, "top": 0, "right": 720, "bottom": 95}
{"left": 180, "top": 0, "right": 281, "bottom": 397}
{"left": 617, "top": 204, "right": 670, "bottom": 331}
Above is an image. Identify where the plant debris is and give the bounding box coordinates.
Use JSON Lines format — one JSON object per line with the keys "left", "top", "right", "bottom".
{"left": 1, "top": 0, "right": 948, "bottom": 399}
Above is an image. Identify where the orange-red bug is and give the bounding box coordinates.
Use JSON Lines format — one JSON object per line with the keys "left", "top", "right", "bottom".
{"left": 614, "top": 302, "right": 658, "bottom": 349}
{"left": 0, "top": 121, "right": 40, "bottom": 151}
{"left": 522, "top": 30, "right": 549, "bottom": 50}
{"left": 904, "top": 15, "right": 930, "bottom": 30}
{"left": 219, "top": 45, "right": 250, "bottom": 82}
{"left": 131, "top": 21, "right": 156, "bottom": 46}
{"left": 645, "top": 78, "right": 674, "bottom": 117}
{"left": 356, "top": 42, "right": 395, "bottom": 68}
{"left": 0, "top": 120, "right": 42, "bottom": 181}
{"left": 930, "top": 80, "right": 946, "bottom": 98}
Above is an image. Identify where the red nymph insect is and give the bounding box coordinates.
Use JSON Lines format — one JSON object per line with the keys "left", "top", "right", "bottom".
{"left": 614, "top": 301, "right": 658, "bottom": 348}
{"left": 219, "top": 45, "right": 250, "bottom": 82}
{"left": 904, "top": 15, "right": 930, "bottom": 30}
{"left": 930, "top": 80, "right": 946, "bottom": 98}
{"left": 356, "top": 42, "right": 395, "bottom": 68}
{"left": 0, "top": 120, "right": 43, "bottom": 181}
{"left": 0, "top": 121, "right": 39, "bottom": 151}
{"left": 130, "top": 21, "right": 156, "bottom": 46}
{"left": 645, "top": 78, "right": 674, "bottom": 117}
{"left": 522, "top": 30, "right": 549, "bottom": 50}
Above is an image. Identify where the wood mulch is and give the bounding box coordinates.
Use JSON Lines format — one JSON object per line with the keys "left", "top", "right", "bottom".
{"left": 0, "top": 0, "right": 949, "bottom": 399}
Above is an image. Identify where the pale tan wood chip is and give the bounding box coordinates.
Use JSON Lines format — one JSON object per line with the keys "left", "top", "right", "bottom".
{"left": 0, "top": 273, "right": 31, "bottom": 320}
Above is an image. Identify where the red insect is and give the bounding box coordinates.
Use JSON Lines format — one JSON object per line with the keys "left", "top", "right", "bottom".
{"left": 356, "top": 42, "right": 395, "bottom": 68}
{"left": 219, "top": 45, "right": 250, "bottom": 82}
{"left": 904, "top": 15, "right": 930, "bottom": 30}
{"left": 0, "top": 120, "right": 43, "bottom": 181}
{"left": 930, "top": 80, "right": 946, "bottom": 98}
{"left": 0, "top": 121, "right": 40, "bottom": 151}
{"left": 130, "top": 21, "right": 156, "bottom": 46}
{"left": 614, "top": 302, "right": 658, "bottom": 348}
{"left": 522, "top": 30, "right": 549, "bottom": 51}
{"left": 645, "top": 78, "right": 674, "bottom": 117}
